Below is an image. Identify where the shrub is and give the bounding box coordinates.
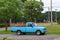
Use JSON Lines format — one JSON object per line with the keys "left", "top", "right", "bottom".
{"left": 0, "top": 23, "right": 10, "bottom": 28}
{"left": 0, "top": 24, "right": 6, "bottom": 28}
{"left": 57, "top": 20, "right": 60, "bottom": 24}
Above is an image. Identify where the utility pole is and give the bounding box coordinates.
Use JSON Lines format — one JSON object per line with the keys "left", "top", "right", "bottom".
{"left": 50, "top": 0, "right": 53, "bottom": 24}
{"left": 48, "top": 7, "right": 50, "bottom": 23}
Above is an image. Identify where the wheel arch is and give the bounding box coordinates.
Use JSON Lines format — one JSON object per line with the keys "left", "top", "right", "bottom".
{"left": 16, "top": 30, "right": 22, "bottom": 33}
{"left": 36, "top": 30, "right": 41, "bottom": 33}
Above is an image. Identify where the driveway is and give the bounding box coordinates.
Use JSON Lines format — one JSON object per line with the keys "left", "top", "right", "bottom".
{"left": 0, "top": 34, "right": 60, "bottom": 40}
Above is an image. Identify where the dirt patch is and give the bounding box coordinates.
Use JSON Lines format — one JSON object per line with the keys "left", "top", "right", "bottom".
{"left": 54, "top": 37, "right": 60, "bottom": 40}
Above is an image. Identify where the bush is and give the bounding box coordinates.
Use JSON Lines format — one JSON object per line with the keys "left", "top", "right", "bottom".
{"left": 0, "top": 24, "right": 6, "bottom": 28}
{"left": 57, "top": 20, "right": 60, "bottom": 24}
{"left": 0, "top": 23, "right": 10, "bottom": 28}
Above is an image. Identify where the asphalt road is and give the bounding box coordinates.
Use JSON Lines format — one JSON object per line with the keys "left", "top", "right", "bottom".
{"left": 0, "top": 34, "right": 60, "bottom": 40}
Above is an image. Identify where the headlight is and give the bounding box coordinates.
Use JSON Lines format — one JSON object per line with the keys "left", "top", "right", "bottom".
{"left": 44, "top": 28, "right": 46, "bottom": 30}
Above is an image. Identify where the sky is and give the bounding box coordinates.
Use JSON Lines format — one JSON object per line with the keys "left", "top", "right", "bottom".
{"left": 38, "top": 0, "right": 60, "bottom": 12}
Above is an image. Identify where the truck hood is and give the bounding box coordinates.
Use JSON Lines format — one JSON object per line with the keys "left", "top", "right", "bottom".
{"left": 36, "top": 26, "right": 46, "bottom": 29}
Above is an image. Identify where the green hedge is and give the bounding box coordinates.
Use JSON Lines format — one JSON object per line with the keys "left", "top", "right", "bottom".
{"left": 0, "top": 24, "right": 6, "bottom": 28}
{"left": 57, "top": 20, "right": 60, "bottom": 24}
{"left": 0, "top": 24, "right": 10, "bottom": 28}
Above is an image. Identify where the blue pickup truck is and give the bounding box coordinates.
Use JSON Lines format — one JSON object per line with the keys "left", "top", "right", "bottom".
{"left": 11, "top": 22, "right": 47, "bottom": 35}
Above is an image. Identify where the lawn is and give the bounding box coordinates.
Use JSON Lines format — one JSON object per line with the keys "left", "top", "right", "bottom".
{"left": 46, "top": 25, "right": 60, "bottom": 34}
{"left": 0, "top": 30, "right": 14, "bottom": 34}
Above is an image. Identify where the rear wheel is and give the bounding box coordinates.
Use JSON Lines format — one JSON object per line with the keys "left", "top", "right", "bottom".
{"left": 23, "top": 33, "right": 26, "bottom": 35}
{"left": 16, "top": 31, "right": 22, "bottom": 35}
{"left": 36, "top": 31, "right": 41, "bottom": 35}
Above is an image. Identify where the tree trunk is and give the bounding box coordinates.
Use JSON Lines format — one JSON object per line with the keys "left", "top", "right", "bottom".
{"left": 10, "top": 18, "right": 12, "bottom": 26}
{"left": 4, "top": 20, "right": 8, "bottom": 31}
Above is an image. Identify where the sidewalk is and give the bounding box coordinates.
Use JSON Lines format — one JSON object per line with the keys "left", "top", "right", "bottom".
{"left": 0, "top": 27, "right": 10, "bottom": 30}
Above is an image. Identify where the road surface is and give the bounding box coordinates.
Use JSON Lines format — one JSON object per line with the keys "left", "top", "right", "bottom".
{"left": 0, "top": 34, "right": 60, "bottom": 40}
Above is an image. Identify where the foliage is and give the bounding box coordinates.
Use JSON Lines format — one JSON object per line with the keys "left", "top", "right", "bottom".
{"left": 42, "top": 11, "right": 60, "bottom": 22}
{"left": 57, "top": 12, "right": 60, "bottom": 20}
{"left": 0, "top": 0, "right": 22, "bottom": 20}
{"left": 57, "top": 20, "right": 60, "bottom": 24}
{"left": 21, "top": 0, "right": 27, "bottom": 2}
{"left": 0, "top": 23, "right": 10, "bottom": 28}
{"left": 0, "top": 24, "right": 6, "bottom": 28}
{"left": 0, "top": 0, "right": 44, "bottom": 23}
{"left": 23, "top": 0, "right": 43, "bottom": 22}
{"left": 0, "top": 0, "right": 23, "bottom": 30}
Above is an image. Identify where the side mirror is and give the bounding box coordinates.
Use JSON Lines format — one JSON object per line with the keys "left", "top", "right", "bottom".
{"left": 31, "top": 26, "right": 33, "bottom": 28}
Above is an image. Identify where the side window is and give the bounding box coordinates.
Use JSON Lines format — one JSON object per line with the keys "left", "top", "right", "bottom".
{"left": 28, "top": 24, "right": 30, "bottom": 27}
{"left": 28, "top": 24, "right": 33, "bottom": 27}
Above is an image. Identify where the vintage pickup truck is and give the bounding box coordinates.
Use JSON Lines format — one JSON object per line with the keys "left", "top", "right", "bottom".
{"left": 11, "top": 22, "right": 47, "bottom": 35}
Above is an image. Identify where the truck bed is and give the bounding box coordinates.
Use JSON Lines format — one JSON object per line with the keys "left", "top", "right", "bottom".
{"left": 11, "top": 26, "right": 26, "bottom": 32}
{"left": 11, "top": 23, "right": 26, "bottom": 26}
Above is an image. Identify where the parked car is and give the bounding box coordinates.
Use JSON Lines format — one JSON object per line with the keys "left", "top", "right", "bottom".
{"left": 11, "top": 22, "right": 47, "bottom": 35}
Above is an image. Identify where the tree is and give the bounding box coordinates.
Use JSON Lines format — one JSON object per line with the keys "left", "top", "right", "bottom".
{"left": 21, "top": 0, "right": 27, "bottom": 2}
{"left": 0, "top": 0, "right": 22, "bottom": 31}
{"left": 23, "top": 0, "right": 43, "bottom": 22}
{"left": 42, "top": 11, "right": 60, "bottom": 22}
{"left": 57, "top": 12, "right": 60, "bottom": 20}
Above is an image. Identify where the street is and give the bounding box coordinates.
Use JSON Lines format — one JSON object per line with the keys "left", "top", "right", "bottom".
{"left": 0, "top": 34, "right": 60, "bottom": 40}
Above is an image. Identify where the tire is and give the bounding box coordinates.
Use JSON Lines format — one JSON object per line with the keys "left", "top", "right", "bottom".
{"left": 23, "top": 33, "right": 26, "bottom": 35}
{"left": 36, "top": 31, "right": 41, "bottom": 35}
{"left": 41, "top": 33, "right": 45, "bottom": 35}
{"left": 16, "top": 30, "right": 22, "bottom": 35}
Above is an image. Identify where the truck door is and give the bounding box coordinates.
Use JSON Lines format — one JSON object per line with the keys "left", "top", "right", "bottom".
{"left": 26, "top": 24, "right": 34, "bottom": 32}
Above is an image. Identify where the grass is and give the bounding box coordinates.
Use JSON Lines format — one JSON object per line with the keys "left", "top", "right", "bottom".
{"left": 46, "top": 25, "right": 60, "bottom": 34}
{"left": 0, "top": 30, "right": 14, "bottom": 34}
{"left": 2, "top": 37, "right": 12, "bottom": 40}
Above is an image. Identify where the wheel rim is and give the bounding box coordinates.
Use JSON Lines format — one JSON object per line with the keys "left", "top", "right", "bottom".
{"left": 37, "top": 31, "right": 40, "bottom": 35}
{"left": 17, "top": 31, "right": 21, "bottom": 35}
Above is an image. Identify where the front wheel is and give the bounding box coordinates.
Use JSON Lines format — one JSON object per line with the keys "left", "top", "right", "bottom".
{"left": 41, "top": 33, "right": 45, "bottom": 35}
{"left": 36, "top": 31, "right": 41, "bottom": 35}
{"left": 16, "top": 31, "right": 22, "bottom": 35}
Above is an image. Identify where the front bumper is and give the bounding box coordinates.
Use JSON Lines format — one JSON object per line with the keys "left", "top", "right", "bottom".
{"left": 41, "top": 29, "right": 47, "bottom": 33}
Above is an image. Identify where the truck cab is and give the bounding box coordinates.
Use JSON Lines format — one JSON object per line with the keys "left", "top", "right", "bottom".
{"left": 11, "top": 22, "right": 47, "bottom": 35}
